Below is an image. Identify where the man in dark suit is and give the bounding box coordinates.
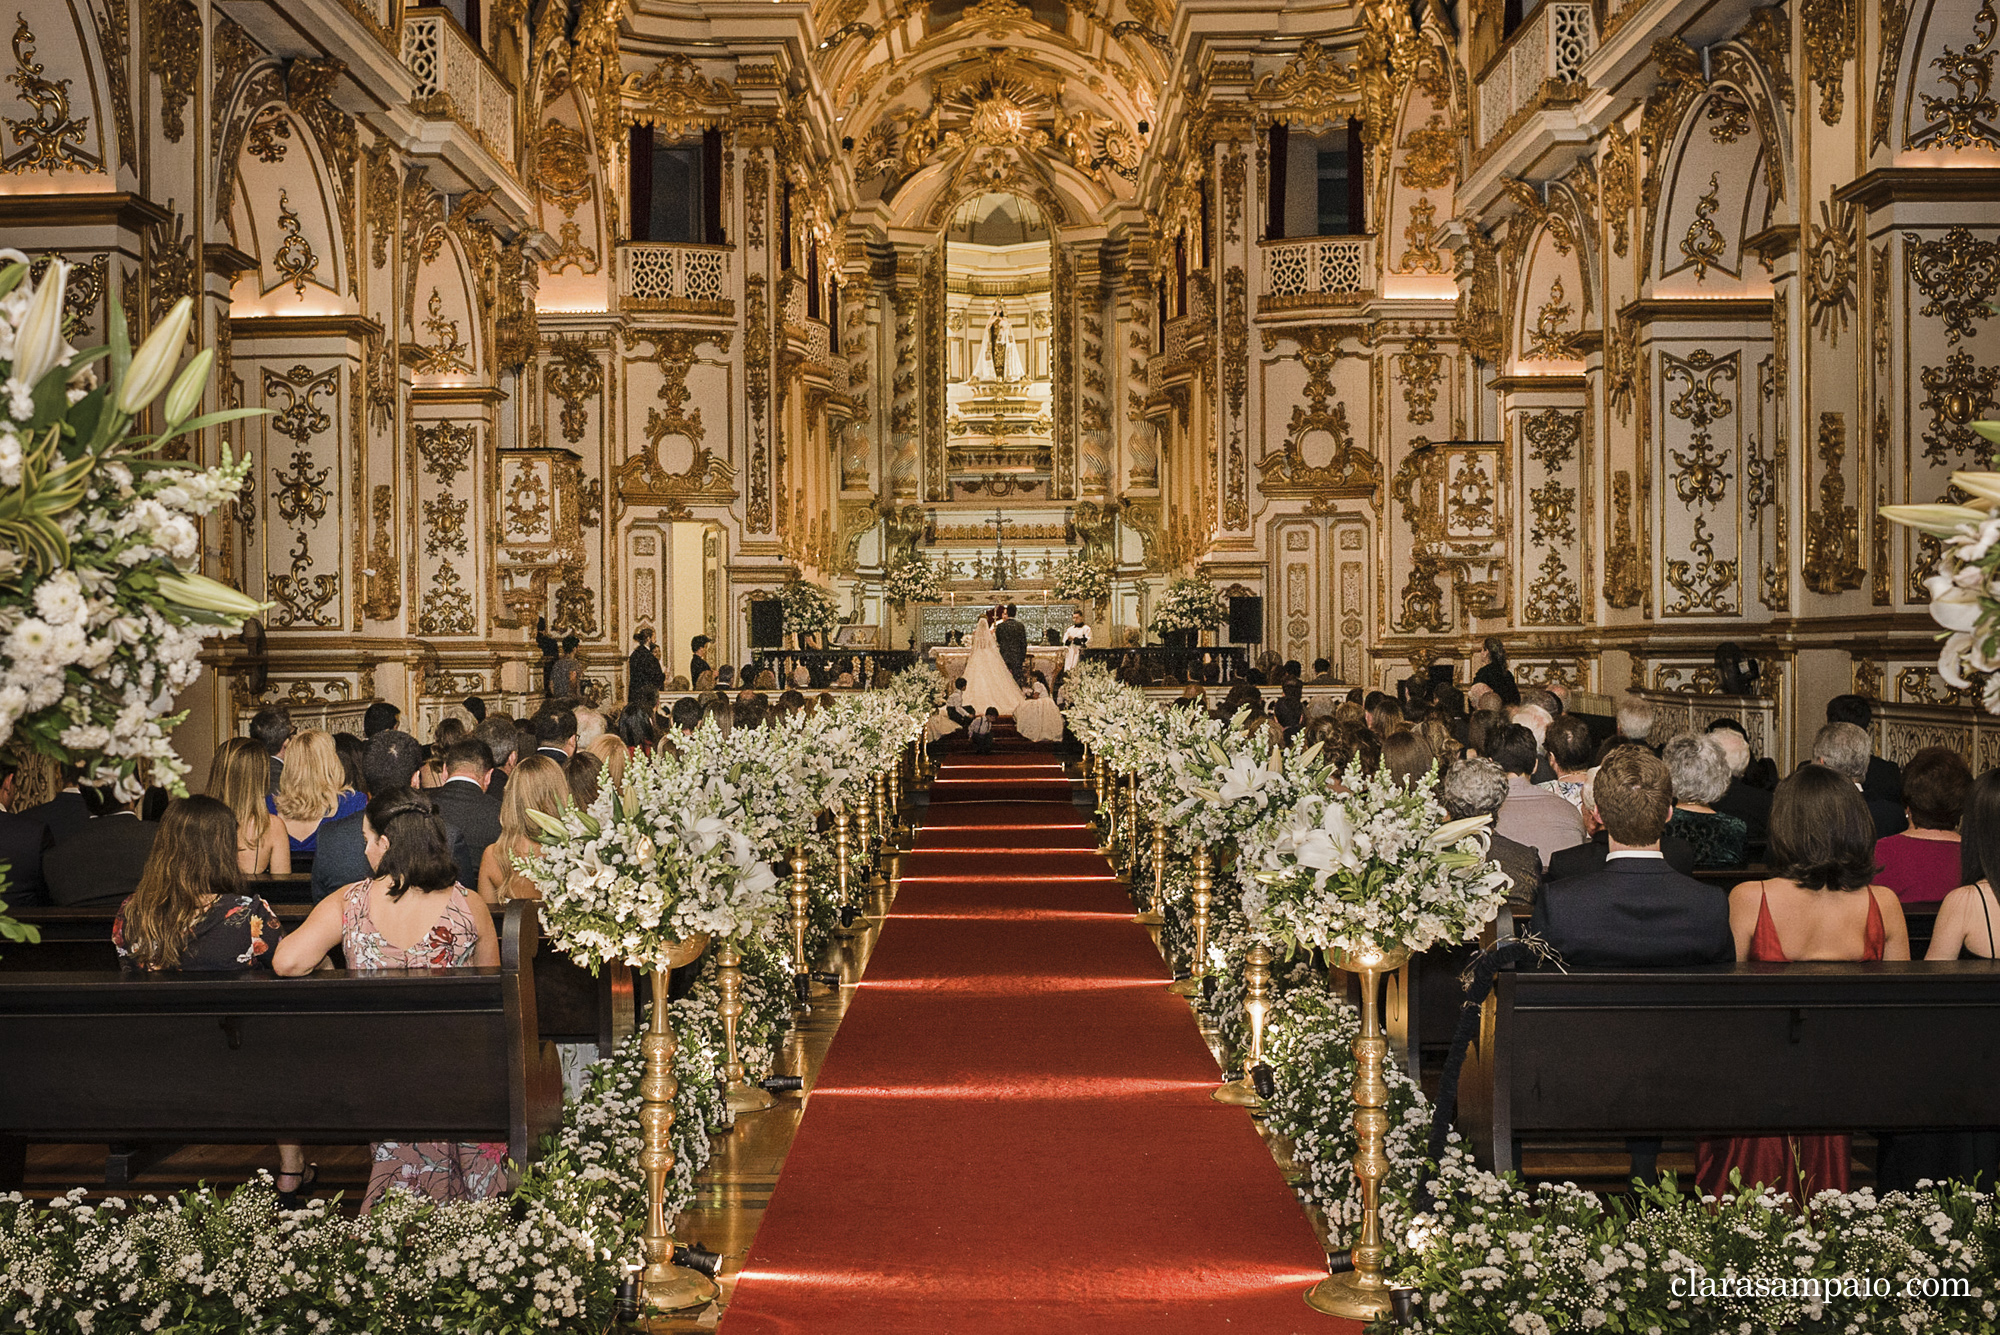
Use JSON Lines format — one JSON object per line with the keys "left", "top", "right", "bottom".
{"left": 1530, "top": 746, "right": 1734, "bottom": 967}
{"left": 0, "top": 760, "right": 54, "bottom": 905}
{"left": 474, "top": 715, "right": 522, "bottom": 809}
{"left": 689, "top": 635, "right": 714, "bottom": 687}
{"left": 249, "top": 705, "right": 294, "bottom": 796}
{"left": 44, "top": 787, "right": 159, "bottom": 906}
{"left": 19, "top": 765, "right": 91, "bottom": 848}
{"left": 1827, "top": 694, "right": 1902, "bottom": 805}
{"left": 994, "top": 604, "right": 1029, "bottom": 686}
{"left": 431, "top": 738, "right": 501, "bottom": 890}
{"left": 532, "top": 706, "right": 578, "bottom": 764}
{"left": 312, "top": 731, "right": 466, "bottom": 901}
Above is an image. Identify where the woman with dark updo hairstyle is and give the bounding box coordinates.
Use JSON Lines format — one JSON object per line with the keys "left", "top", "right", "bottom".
{"left": 274, "top": 787, "right": 501, "bottom": 1211}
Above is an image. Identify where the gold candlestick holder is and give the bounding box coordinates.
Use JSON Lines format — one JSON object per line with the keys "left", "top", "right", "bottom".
{"left": 1134, "top": 803, "right": 1166, "bottom": 925}
{"left": 1213, "top": 941, "right": 1272, "bottom": 1106}
{"left": 1121, "top": 774, "right": 1141, "bottom": 879}
{"left": 1096, "top": 766, "right": 1117, "bottom": 854}
{"left": 865, "top": 781, "right": 888, "bottom": 887}
{"left": 717, "top": 940, "right": 774, "bottom": 1113}
{"left": 1306, "top": 944, "right": 1411, "bottom": 1320}
{"left": 889, "top": 766, "right": 907, "bottom": 848}
{"left": 640, "top": 942, "right": 716, "bottom": 1313}
{"left": 789, "top": 843, "right": 813, "bottom": 1006}
{"left": 831, "top": 806, "right": 865, "bottom": 938}
{"left": 1168, "top": 846, "right": 1213, "bottom": 996}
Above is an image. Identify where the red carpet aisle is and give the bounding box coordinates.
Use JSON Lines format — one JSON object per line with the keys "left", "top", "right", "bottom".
{"left": 723, "top": 735, "right": 1352, "bottom": 1333}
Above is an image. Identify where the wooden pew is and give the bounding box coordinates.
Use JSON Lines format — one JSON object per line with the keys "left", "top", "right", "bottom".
{"left": 1459, "top": 910, "right": 2000, "bottom": 1174}
{"left": 0, "top": 901, "right": 563, "bottom": 1191}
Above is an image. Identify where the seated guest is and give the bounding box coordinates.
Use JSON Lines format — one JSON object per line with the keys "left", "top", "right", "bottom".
{"left": 585, "top": 733, "right": 629, "bottom": 791}
{"left": 274, "top": 788, "right": 502, "bottom": 1211}
{"left": 250, "top": 705, "right": 294, "bottom": 796}
{"left": 1271, "top": 678, "right": 1307, "bottom": 738}
{"left": 1311, "top": 657, "right": 1334, "bottom": 684}
{"left": 1441, "top": 757, "right": 1538, "bottom": 910}
{"left": 532, "top": 707, "right": 578, "bottom": 763}
{"left": 1696, "top": 766, "right": 1910, "bottom": 1201}
{"left": 332, "top": 732, "right": 367, "bottom": 795}
{"left": 206, "top": 737, "right": 292, "bottom": 875}
{"left": 310, "top": 731, "right": 465, "bottom": 903}
{"left": 111, "top": 795, "right": 306, "bottom": 1203}
{"left": 430, "top": 739, "right": 502, "bottom": 891}
{"left": 1380, "top": 730, "right": 1435, "bottom": 790}
{"left": 1530, "top": 747, "right": 1732, "bottom": 967}
{"left": 45, "top": 785, "right": 159, "bottom": 905}
{"left": 1705, "top": 721, "right": 1772, "bottom": 848}
{"left": 362, "top": 701, "right": 401, "bottom": 738}
{"left": 1828, "top": 693, "right": 1902, "bottom": 804}
{"left": 1662, "top": 735, "right": 1748, "bottom": 869}
{"left": 1537, "top": 714, "right": 1594, "bottom": 811}
{"left": 1311, "top": 718, "right": 1382, "bottom": 781}
{"left": 479, "top": 755, "right": 571, "bottom": 905}
{"left": 20, "top": 764, "right": 90, "bottom": 847}
{"left": 969, "top": 706, "right": 998, "bottom": 754}
{"left": 567, "top": 751, "right": 604, "bottom": 806}
{"left": 0, "top": 757, "right": 54, "bottom": 905}
{"left": 1875, "top": 746, "right": 1971, "bottom": 905}
{"left": 473, "top": 715, "right": 521, "bottom": 808}
{"left": 268, "top": 729, "right": 367, "bottom": 855}
{"left": 1547, "top": 768, "right": 1698, "bottom": 879}
{"left": 1812, "top": 721, "right": 1907, "bottom": 838}
{"left": 1490, "top": 723, "right": 1586, "bottom": 868}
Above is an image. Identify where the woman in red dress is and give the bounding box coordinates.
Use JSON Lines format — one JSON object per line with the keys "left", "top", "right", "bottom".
{"left": 1695, "top": 765, "right": 1910, "bottom": 1201}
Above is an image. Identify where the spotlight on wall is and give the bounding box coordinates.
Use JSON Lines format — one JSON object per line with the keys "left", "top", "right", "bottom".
{"left": 841, "top": 135, "right": 854, "bottom": 151}
{"left": 1138, "top": 119, "right": 1150, "bottom": 134}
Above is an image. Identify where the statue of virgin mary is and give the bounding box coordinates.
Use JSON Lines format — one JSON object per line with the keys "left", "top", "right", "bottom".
{"left": 971, "top": 303, "right": 1026, "bottom": 382}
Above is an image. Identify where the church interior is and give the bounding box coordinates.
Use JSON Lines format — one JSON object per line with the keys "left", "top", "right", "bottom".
{"left": 3, "top": 0, "right": 2000, "bottom": 1326}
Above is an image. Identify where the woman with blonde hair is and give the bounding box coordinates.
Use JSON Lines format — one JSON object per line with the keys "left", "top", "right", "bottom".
{"left": 207, "top": 737, "right": 291, "bottom": 874}
{"left": 585, "top": 732, "right": 629, "bottom": 792}
{"left": 266, "top": 729, "right": 366, "bottom": 855}
{"left": 477, "top": 755, "right": 571, "bottom": 904}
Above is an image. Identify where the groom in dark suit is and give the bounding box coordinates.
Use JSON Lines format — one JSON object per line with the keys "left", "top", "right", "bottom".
{"left": 994, "top": 604, "right": 1029, "bottom": 686}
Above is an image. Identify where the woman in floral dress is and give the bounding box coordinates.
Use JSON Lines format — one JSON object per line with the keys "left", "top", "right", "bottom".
{"left": 274, "top": 786, "right": 503, "bottom": 1210}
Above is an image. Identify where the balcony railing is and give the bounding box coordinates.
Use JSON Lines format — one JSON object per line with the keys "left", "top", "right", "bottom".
{"left": 617, "top": 243, "right": 733, "bottom": 312}
{"left": 1261, "top": 236, "right": 1373, "bottom": 309}
{"left": 1476, "top": 2, "right": 1594, "bottom": 149}
{"left": 402, "top": 9, "right": 516, "bottom": 167}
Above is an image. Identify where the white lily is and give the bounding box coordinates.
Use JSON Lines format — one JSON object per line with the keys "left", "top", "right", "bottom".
{"left": 1925, "top": 572, "right": 1987, "bottom": 632}
{"left": 161, "top": 347, "right": 212, "bottom": 425}
{"left": 11, "top": 258, "right": 68, "bottom": 388}
{"left": 1880, "top": 503, "right": 1995, "bottom": 537}
{"left": 1426, "top": 813, "right": 1494, "bottom": 851}
{"left": 116, "top": 296, "right": 193, "bottom": 414}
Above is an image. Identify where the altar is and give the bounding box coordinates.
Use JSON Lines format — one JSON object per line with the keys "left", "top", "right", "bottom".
{"left": 915, "top": 602, "right": 1081, "bottom": 646}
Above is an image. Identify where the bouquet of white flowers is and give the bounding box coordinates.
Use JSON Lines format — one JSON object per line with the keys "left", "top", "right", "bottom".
{"left": 523, "top": 742, "right": 785, "bottom": 971}
{"left": 1881, "top": 467, "right": 2000, "bottom": 711}
{"left": 1148, "top": 575, "right": 1222, "bottom": 635}
{"left": 1238, "top": 763, "right": 1509, "bottom": 958}
{"left": 1049, "top": 549, "right": 1113, "bottom": 603}
{"left": 0, "top": 254, "right": 266, "bottom": 799}
{"left": 884, "top": 660, "right": 945, "bottom": 717}
{"left": 881, "top": 551, "right": 946, "bottom": 606}
{"left": 778, "top": 579, "right": 839, "bottom": 638}
{"left": 1154, "top": 705, "right": 1302, "bottom": 850}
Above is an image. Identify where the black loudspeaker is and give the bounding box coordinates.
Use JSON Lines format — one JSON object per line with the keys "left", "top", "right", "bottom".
{"left": 1229, "top": 595, "right": 1264, "bottom": 645}
{"left": 749, "top": 599, "right": 784, "bottom": 648}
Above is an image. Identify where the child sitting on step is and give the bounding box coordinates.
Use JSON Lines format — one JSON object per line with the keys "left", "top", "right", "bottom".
{"left": 969, "top": 707, "right": 998, "bottom": 754}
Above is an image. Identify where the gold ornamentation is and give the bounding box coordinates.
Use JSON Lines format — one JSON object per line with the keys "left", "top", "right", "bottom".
{"left": 1666, "top": 513, "right": 1737, "bottom": 613}
{"left": 1680, "top": 173, "right": 1726, "bottom": 281}
{"left": 743, "top": 151, "right": 767, "bottom": 250}
{"left": 1260, "top": 327, "right": 1380, "bottom": 506}
{"left": 411, "top": 288, "right": 472, "bottom": 376}
{"left": 1397, "top": 113, "right": 1455, "bottom": 190}
{"left": 1874, "top": 403, "right": 1892, "bottom": 605}
{"left": 1223, "top": 265, "right": 1248, "bottom": 530}
{"left": 1448, "top": 455, "right": 1496, "bottom": 533}
{"left": 1524, "top": 407, "right": 1580, "bottom": 472}
{"left": 269, "top": 531, "right": 339, "bottom": 628}
{"left": 1221, "top": 144, "right": 1244, "bottom": 245}
{"left": 365, "top": 145, "right": 397, "bottom": 271}
{"left": 1252, "top": 38, "right": 1363, "bottom": 128}
{"left": 273, "top": 191, "right": 319, "bottom": 297}
{"left": 1053, "top": 241, "right": 1075, "bottom": 500}
{"left": 1529, "top": 480, "right": 1575, "bottom": 546}
{"left": 1524, "top": 550, "right": 1581, "bottom": 624}
{"left": 1607, "top": 315, "right": 1638, "bottom": 424}
{"left": 144, "top": 209, "right": 195, "bottom": 334}
{"left": 616, "top": 330, "right": 739, "bottom": 514}
{"left": 1919, "top": 351, "right": 2000, "bottom": 465}
{"left": 1853, "top": 657, "right": 1883, "bottom": 699}
{"left": 264, "top": 364, "right": 337, "bottom": 530}
{"left": 1397, "top": 198, "right": 1448, "bottom": 274}
{"left": 546, "top": 339, "right": 601, "bottom": 444}
{"left": 1397, "top": 336, "right": 1442, "bottom": 424}
{"left": 424, "top": 496, "right": 468, "bottom": 555}
{"left": 1525, "top": 278, "right": 1578, "bottom": 362}
{"left": 1738, "top": 7, "right": 1794, "bottom": 111}
{"left": 1661, "top": 351, "right": 1736, "bottom": 611}
{"left": 1905, "top": 227, "right": 2000, "bottom": 345}
{"left": 89, "top": 0, "right": 133, "bottom": 170}
{"left": 1456, "top": 227, "right": 1502, "bottom": 363}
{"left": 1705, "top": 91, "right": 1751, "bottom": 143}
{"left": 1395, "top": 553, "right": 1449, "bottom": 633}
{"left": 534, "top": 119, "right": 592, "bottom": 214}
{"left": 1806, "top": 200, "right": 1857, "bottom": 345}
{"left": 1874, "top": 0, "right": 1910, "bottom": 149}
{"left": 1803, "top": 412, "right": 1864, "bottom": 594}
{"left": 361, "top": 485, "right": 400, "bottom": 620}
{"left": 247, "top": 107, "right": 291, "bottom": 162}
{"left": 419, "top": 562, "right": 476, "bottom": 635}
{"left": 1604, "top": 471, "right": 1644, "bottom": 609}
{"left": 746, "top": 274, "right": 771, "bottom": 527}
{"left": 1600, "top": 127, "right": 1635, "bottom": 258}
{"left": 1503, "top": 178, "right": 1576, "bottom": 255}
{"left": 3, "top": 15, "right": 94, "bottom": 173}
{"left": 621, "top": 55, "right": 739, "bottom": 139}
{"left": 1639, "top": 40, "right": 1708, "bottom": 272}
{"left": 1800, "top": 0, "right": 1855, "bottom": 124}
{"left": 1913, "top": 0, "right": 2000, "bottom": 151}
{"left": 414, "top": 420, "right": 475, "bottom": 486}
{"left": 547, "top": 220, "right": 599, "bottom": 276}
{"left": 505, "top": 468, "right": 549, "bottom": 537}
{"left": 145, "top": 0, "right": 199, "bottom": 143}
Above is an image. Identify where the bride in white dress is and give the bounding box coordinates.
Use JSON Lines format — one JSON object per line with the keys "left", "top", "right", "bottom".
{"left": 1013, "top": 672, "right": 1064, "bottom": 743}
{"left": 961, "top": 608, "right": 1025, "bottom": 716}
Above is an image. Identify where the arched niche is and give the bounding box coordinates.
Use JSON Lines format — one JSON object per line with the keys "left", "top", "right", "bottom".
{"left": 1895, "top": 0, "right": 2000, "bottom": 159}
{"left": 1512, "top": 225, "right": 1587, "bottom": 375}
{"left": 408, "top": 229, "right": 487, "bottom": 384}
{"left": 1379, "top": 78, "right": 1459, "bottom": 299}
{"left": 532, "top": 87, "right": 609, "bottom": 312}
{"left": 1653, "top": 87, "right": 1774, "bottom": 296}
{"left": 226, "top": 102, "right": 353, "bottom": 316}
{"left": 0, "top": 3, "right": 113, "bottom": 180}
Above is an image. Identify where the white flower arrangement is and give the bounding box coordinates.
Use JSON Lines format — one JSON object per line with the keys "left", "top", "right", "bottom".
{"left": 1881, "top": 467, "right": 2000, "bottom": 711}
{"left": 1238, "top": 763, "right": 1509, "bottom": 958}
{"left": 1154, "top": 703, "right": 1300, "bottom": 851}
{"left": 1148, "top": 574, "right": 1222, "bottom": 635}
{"left": 1048, "top": 549, "right": 1113, "bottom": 603}
{"left": 522, "top": 736, "right": 785, "bottom": 970}
{"left": 0, "top": 253, "right": 266, "bottom": 801}
{"left": 881, "top": 551, "right": 947, "bottom": 606}
{"left": 777, "top": 578, "right": 839, "bottom": 638}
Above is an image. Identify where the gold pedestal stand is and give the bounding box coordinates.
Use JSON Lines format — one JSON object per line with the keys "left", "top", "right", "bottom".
{"left": 789, "top": 843, "right": 813, "bottom": 1007}
{"left": 1213, "top": 942, "right": 1271, "bottom": 1106}
{"left": 1133, "top": 804, "right": 1166, "bottom": 925}
{"left": 640, "top": 946, "right": 718, "bottom": 1314}
{"left": 1167, "top": 847, "right": 1213, "bottom": 997}
{"left": 1305, "top": 945, "right": 1411, "bottom": 1321}
{"left": 1094, "top": 764, "right": 1116, "bottom": 855}
{"left": 831, "top": 808, "right": 868, "bottom": 939}
{"left": 716, "top": 941, "right": 774, "bottom": 1113}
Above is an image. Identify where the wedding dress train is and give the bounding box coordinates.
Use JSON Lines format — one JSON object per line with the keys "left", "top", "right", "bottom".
{"left": 961, "top": 620, "right": 1025, "bottom": 716}
{"left": 1013, "top": 680, "right": 1064, "bottom": 743}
